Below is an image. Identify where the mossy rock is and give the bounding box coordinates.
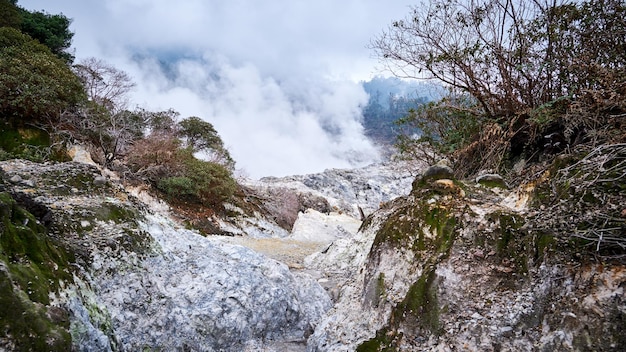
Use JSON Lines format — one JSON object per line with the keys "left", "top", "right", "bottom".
{"left": 0, "top": 192, "right": 74, "bottom": 350}
{"left": 476, "top": 173, "right": 508, "bottom": 189}
{"left": 357, "top": 268, "right": 441, "bottom": 352}
{"left": 356, "top": 328, "right": 397, "bottom": 352}
{"left": 362, "top": 193, "right": 459, "bottom": 351}
{"left": 370, "top": 195, "right": 457, "bottom": 257}
{"left": 412, "top": 165, "right": 455, "bottom": 191}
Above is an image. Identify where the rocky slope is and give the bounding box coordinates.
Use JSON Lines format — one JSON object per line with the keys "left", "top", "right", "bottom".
{"left": 1, "top": 153, "right": 624, "bottom": 351}
{"left": 0, "top": 160, "right": 330, "bottom": 351}
{"left": 305, "top": 160, "right": 626, "bottom": 351}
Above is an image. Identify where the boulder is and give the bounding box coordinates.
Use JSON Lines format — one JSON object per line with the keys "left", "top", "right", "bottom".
{"left": 476, "top": 173, "right": 508, "bottom": 189}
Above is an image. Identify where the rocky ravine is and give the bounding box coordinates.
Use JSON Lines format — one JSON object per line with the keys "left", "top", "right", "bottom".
{"left": 0, "top": 160, "right": 333, "bottom": 351}
{"left": 1, "top": 157, "right": 624, "bottom": 351}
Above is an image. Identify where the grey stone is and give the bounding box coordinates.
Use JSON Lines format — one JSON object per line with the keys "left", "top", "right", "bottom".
{"left": 9, "top": 175, "right": 22, "bottom": 183}
{"left": 94, "top": 176, "right": 107, "bottom": 186}
{"left": 476, "top": 173, "right": 508, "bottom": 189}
{"left": 422, "top": 164, "right": 455, "bottom": 181}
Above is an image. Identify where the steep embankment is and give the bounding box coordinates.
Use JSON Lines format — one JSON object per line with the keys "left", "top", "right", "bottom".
{"left": 306, "top": 158, "right": 626, "bottom": 351}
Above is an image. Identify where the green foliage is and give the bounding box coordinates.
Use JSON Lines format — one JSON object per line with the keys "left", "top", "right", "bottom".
{"left": 178, "top": 116, "right": 235, "bottom": 169}
{"left": 18, "top": 7, "right": 74, "bottom": 63}
{"left": 156, "top": 150, "right": 236, "bottom": 207}
{"left": 529, "top": 96, "right": 570, "bottom": 126}
{"left": 139, "top": 108, "right": 179, "bottom": 133}
{"left": 395, "top": 94, "right": 484, "bottom": 158}
{"left": 0, "top": 0, "right": 20, "bottom": 28}
{"left": 0, "top": 27, "right": 84, "bottom": 124}
{"left": 157, "top": 176, "right": 197, "bottom": 199}
{"left": 129, "top": 136, "right": 237, "bottom": 209}
{"left": 0, "top": 122, "right": 51, "bottom": 161}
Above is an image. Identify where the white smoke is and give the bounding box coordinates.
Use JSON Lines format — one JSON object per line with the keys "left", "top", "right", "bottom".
{"left": 18, "top": 0, "right": 416, "bottom": 178}
{"left": 125, "top": 54, "right": 380, "bottom": 178}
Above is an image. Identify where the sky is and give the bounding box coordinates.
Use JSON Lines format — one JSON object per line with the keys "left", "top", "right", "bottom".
{"left": 20, "top": 0, "right": 415, "bottom": 179}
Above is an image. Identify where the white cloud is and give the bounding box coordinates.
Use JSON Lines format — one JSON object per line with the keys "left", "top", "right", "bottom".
{"left": 19, "top": 0, "right": 414, "bottom": 178}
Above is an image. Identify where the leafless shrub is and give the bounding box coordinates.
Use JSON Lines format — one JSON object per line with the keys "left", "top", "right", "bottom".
{"left": 532, "top": 144, "right": 626, "bottom": 259}
{"left": 125, "top": 132, "right": 183, "bottom": 183}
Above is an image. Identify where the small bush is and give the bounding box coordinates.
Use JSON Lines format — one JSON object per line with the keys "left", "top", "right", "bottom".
{"left": 157, "top": 176, "right": 197, "bottom": 200}
{"left": 182, "top": 154, "right": 237, "bottom": 207}
{"left": 395, "top": 94, "right": 486, "bottom": 171}
{"left": 126, "top": 135, "right": 237, "bottom": 208}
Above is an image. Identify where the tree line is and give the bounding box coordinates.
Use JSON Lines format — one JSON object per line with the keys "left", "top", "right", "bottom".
{"left": 373, "top": 0, "right": 625, "bottom": 174}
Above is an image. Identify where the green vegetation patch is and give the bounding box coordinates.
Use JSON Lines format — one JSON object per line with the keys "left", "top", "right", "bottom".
{"left": 0, "top": 123, "right": 51, "bottom": 162}
{"left": 394, "top": 267, "right": 441, "bottom": 334}
{"left": 0, "top": 192, "right": 74, "bottom": 350}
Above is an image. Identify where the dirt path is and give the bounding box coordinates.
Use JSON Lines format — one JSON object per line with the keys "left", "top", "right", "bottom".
{"left": 217, "top": 236, "right": 330, "bottom": 269}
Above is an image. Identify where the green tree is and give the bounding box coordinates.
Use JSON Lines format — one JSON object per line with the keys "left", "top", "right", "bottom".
{"left": 0, "top": 0, "right": 20, "bottom": 29}
{"left": 178, "top": 116, "right": 235, "bottom": 169}
{"left": 0, "top": 27, "right": 84, "bottom": 124}
{"left": 135, "top": 108, "right": 180, "bottom": 134}
{"left": 127, "top": 134, "right": 237, "bottom": 208}
{"left": 157, "top": 149, "right": 237, "bottom": 207}
{"left": 18, "top": 7, "right": 74, "bottom": 63}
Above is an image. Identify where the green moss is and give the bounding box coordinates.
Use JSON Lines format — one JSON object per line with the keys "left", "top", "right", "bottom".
{"left": 360, "top": 268, "right": 442, "bottom": 351}
{"left": 0, "top": 269, "right": 71, "bottom": 351}
{"left": 0, "top": 192, "right": 74, "bottom": 350}
{"left": 395, "top": 268, "right": 440, "bottom": 334}
{"left": 96, "top": 202, "right": 137, "bottom": 224}
{"left": 534, "top": 233, "right": 555, "bottom": 261}
{"left": 372, "top": 198, "right": 456, "bottom": 257}
{"left": 493, "top": 212, "right": 529, "bottom": 274}
{"left": 356, "top": 328, "right": 396, "bottom": 352}
{"left": 376, "top": 273, "right": 386, "bottom": 302}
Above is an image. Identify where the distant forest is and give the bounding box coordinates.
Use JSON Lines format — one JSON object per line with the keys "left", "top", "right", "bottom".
{"left": 360, "top": 76, "right": 443, "bottom": 146}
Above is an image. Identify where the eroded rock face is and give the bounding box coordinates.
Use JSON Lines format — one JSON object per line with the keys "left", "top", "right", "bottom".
{"left": 0, "top": 160, "right": 331, "bottom": 351}
{"left": 252, "top": 160, "right": 419, "bottom": 219}
{"left": 95, "top": 213, "right": 331, "bottom": 351}
{"left": 306, "top": 169, "right": 626, "bottom": 351}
